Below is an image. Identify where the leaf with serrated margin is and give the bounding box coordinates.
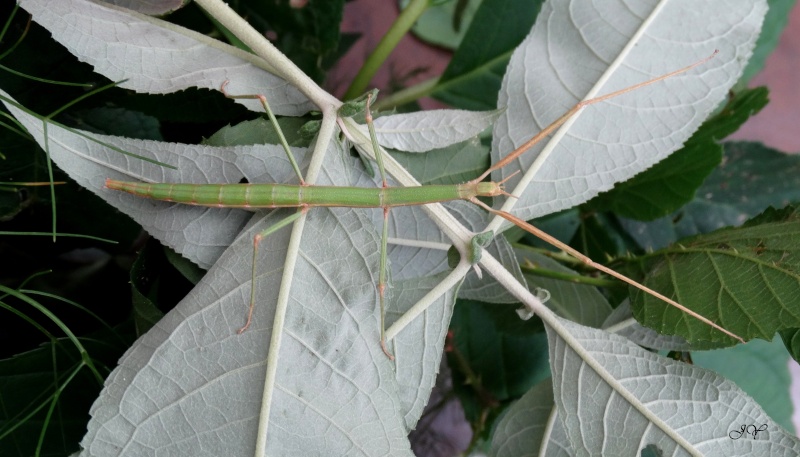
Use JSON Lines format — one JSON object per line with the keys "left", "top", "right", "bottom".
{"left": 493, "top": 0, "right": 766, "bottom": 224}
{"left": 373, "top": 109, "right": 500, "bottom": 152}
{"left": 102, "top": 0, "right": 188, "bottom": 16}
{"left": 491, "top": 378, "right": 571, "bottom": 457}
{"left": 2, "top": 89, "right": 299, "bottom": 269}
{"left": 77, "top": 141, "right": 414, "bottom": 456}
{"left": 547, "top": 318, "right": 800, "bottom": 456}
{"left": 18, "top": 0, "right": 312, "bottom": 115}
{"left": 622, "top": 140, "right": 800, "bottom": 250}
{"left": 585, "top": 88, "right": 769, "bottom": 221}
{"left": 630, "top": 206, "right": 800, "bottom": 349}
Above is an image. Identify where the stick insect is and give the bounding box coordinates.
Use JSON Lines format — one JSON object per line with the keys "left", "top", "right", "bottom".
{"left": 105, "top": 50, "right": 742, "bottom": 359}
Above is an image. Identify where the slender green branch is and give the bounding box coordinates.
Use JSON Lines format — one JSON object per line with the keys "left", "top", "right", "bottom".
{"left": 521, "top": 266, "right": 620, "bottom": 288}
{"left": 343, "top": 0, "right": 432, "bottom": 100}
{"left": 513, "top": 243, "right": 585, "bottom": 267}
{"left": 372, "top": 76, "right": 439, "bottom": 111}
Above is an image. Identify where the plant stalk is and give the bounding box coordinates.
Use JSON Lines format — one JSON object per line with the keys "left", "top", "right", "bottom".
{"left": 343, "top": 0, "right": 432, "bottom": 100}
{"left": 193, "top": 0, "right": 340, "bottom": 110}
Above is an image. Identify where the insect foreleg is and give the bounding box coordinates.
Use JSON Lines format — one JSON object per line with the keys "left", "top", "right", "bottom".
{"left": 220, "top": 80, "right": 306, "bottom": 185}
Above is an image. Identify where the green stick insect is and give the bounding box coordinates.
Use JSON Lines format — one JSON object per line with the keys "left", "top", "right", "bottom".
{"left": 105, "top": 51, "right": 742, "bottom": 359}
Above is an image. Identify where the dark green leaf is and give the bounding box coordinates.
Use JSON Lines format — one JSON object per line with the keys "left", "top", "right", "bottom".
{"left": 432, "top": 0, "right": 544, "bottom": 110}
{"left": 203, "top": 116, "right": 311, "bottom": 147}
{"left": 388, "top": 137, "right": 489, "bottom": 185}
{"left": 780, "top": 327, "right": 800, "bottom": 366}
{"left": 240, "top": 0, "right": 345, "bottom": 83}
{"left": 130, "top": 239, "right": 193, "bottom": 336}
{"left": 448, "top": 300, "right": 549, "bottom": 432}
{"left": 622, "top": 140, "right": 800, "bottom": 250}
{"left": 640, "top": 444, "right": 663, "bottom": 457}
{"left": 450, "top": 300, "right": 549, "bottom": 401}
{"left": 72, "top": 107, "right": 163, "bottom": 141}
{"left": 629, "top": 205, "right": 800, "bottom": 348}
{"left": 570, "top": 212, "right": 632, "bottom": 261}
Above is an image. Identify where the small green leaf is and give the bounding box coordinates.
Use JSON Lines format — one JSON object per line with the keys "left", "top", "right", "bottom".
{"left": 204, "top": 117, "right": 310, "bottom": 147}
{"left": 130, "top": 240, "right": 193, "bottom": 336}
{"left": 467, "top": 230, "right": 494, "bottom": 264}
{"left": 640, "top": 444, "right": 664, "bottom": 457}
{"left": 780, "top": 327, "right": 800, "bottom": 366}
{"left": 337, "top": 88, "right": 379, "bottom": 118}
{"left": 629, "top": 205, "right": 800, "bottom": 348}
{"left": 570, "top": 212, "right": 633, "bottom": 261}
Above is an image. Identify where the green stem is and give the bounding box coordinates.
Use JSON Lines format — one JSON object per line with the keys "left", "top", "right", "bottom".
{"left": 372, "top": 76, "right": 439, "bottom": 111}
{"left": 513, "top": 243, "right": 585, "bottom": 267}
{"left": 343, "top": 0, "right": 432, "bottom": 100}
{"left": 514, "top": 243, "right": 621, "bottom": 287}
{"left": 521, "top": 266, "right": 619, "bottom": 288}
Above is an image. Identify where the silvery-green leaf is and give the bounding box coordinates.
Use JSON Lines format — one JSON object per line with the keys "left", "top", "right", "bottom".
{"left": 388, "top": 272, "right": 459, "bottom": 428}
{"left": 547, "top": 318, "right": 800, "bottom": 455}
{"left": 491, "top": 378, "right": 571, "bottom": 457}
{"left": 77, "top": 139, "right": 413, "bottom": 456}
{"left": 374, "top": 109, "right": 501, "bottom": 152}
{"left": 102, "top": 0, "right": 188, "bottom": 15}
{"left": 19, "top": 0, "right": 312, "bottom": 115}
{"left": 493, "top": 0, "right": 766, "bottom": 222}
{"left": 3, "top": 89, "right": 429, "bottom": 454}
{"left": 602, "top": 300, "right": 691, "bottom": 351}
{"left": 2, "top": 90, "right": 301, "bottom": 269}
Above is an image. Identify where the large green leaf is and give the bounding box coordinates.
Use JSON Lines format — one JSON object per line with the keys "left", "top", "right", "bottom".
{"left": 630, "top": 206, "right": 800, "bottom": 348}
{"left": 491, "top": 1, "right": 765, "bottom": 224}
{"left": 545, "top": 319, "right": 800, "bottom": 455}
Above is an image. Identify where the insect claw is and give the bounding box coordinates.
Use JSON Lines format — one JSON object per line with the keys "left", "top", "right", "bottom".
{"left": 380, "top": 339, "right": 395, "bottom": 361}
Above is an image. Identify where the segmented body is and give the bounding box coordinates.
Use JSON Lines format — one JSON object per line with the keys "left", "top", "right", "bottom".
{"left": 104, "top": 179, "right": 502, "bottom": 208}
